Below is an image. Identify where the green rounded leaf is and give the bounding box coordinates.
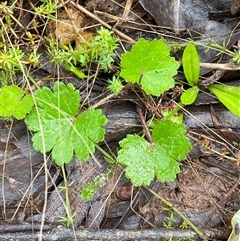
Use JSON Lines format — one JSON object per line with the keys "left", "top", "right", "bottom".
{"left": 25, "top": 82, "right": 108, "bottom": 166}
{"left": 152, "top": 120, "right": 191, "bottom": 160}
{"left": 208, "top": 84, "right": 240, "bottom": 117}
{"left": 117, "top": 134, "right": 181, "bottom": 186}
{"left": 0, "top": 85, "right": 34, "bottom": 119}
{"left": 182, "top": 44, "right": 200, "bottom": 86}
{"left": 120, "top": 38, "right": 179, "bottom": 96}
{"left": 180, "top": 86, "right": 199, "bottom": 105}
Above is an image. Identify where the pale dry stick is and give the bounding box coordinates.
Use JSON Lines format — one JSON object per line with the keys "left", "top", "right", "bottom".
{"left": 90, "top": 93, "right": 116, "bottom": 109}
{"left": 189, "top": 131, "right": 238, "bottom": 162}
{"left": 104, "top": 0, "right": 134, "bottom": 25}
{"left": 219, "top": 175, "right": 240, "bottom": 205}
{"left": 80, "top": 64, "right": 100, "bottom": 108}
{"left": 94, "top": 11, "right": 125, "bottom": 22}
{"left": 137, "top": 107, "right": 153, "bottom": 144}
{"left": 120, "top": 0, "right": 133, "bottom": 23}
{"left": 67, "top": 0, "right": 135, "bottom": 43}
{"left": 200, "top": 62, "right": 240, "bottom": 70}
{"left": 123, "top": 21, "right": 186, "bottom": 43}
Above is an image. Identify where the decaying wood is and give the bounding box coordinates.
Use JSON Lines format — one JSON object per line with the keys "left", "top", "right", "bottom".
{"left": 44, "top": 152, "right": 110, "bottom": 226}
{"left": 1, "top": 92, "right": 239, "bottom": 233}
{"left": 0, "top": 121, "right": 59, "bottom": 221}
{"left": 0, "top": 100, "right": 141, "bottom": 227}
{"left": 0, "top": 227, "right": 231, "bottom": 240}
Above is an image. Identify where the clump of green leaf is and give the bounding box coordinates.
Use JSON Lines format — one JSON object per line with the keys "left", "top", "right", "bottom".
{"left": 0, "top": 85, "right": 34, "bottom": 119}
{"left": 25, "top": 82, "right": 107, "bottom": 166}
{"left": 0, "top": 46, "right": 25, "bottom": 85}
{"left": 47, "top": 27, "right": 118, "bottom": 75}
{"left": 117, "top": 120, "right": 191, "bottom": 186}
{"left": 120, "top": 38, "right": 180, "bottom": 96}
{"left": 181, "top": 43, "right": 240, "bottom": 117}
{"left": 89, "top": 27, "right": 118, "bottom": 71}
{"left": 107, "top": 75, "right": 124, "bottom": 95}
{"left": 34, "top": 0, "right": 59, "bottom": 17}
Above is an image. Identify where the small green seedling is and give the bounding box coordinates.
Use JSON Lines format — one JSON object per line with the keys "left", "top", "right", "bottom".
{"left": 181, "top": 43, "right": 240, "bottom": 117}
{"left": 181, "top": 43, "right": 200, "bottom": 105}
{"left": 107, "top": 75, "right": 124, "bottom": 95}
{"left": 80, "top": 170, "right": 111, "bottom": 200}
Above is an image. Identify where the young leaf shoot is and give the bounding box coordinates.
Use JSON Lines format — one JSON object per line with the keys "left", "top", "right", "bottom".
{"left": 181, "top": 86, "right": 199, "bottom": 105}
{"left": 182, "top": 44, "right": 200, "bottom": 86}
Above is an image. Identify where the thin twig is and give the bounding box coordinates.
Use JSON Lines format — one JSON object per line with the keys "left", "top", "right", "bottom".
{"left": 219, "top": 175, "right": 240, "bottom": 205}
{"left": 200, "top": 62, "right": 240, "bottom": 70}
{"left": 137, "top": 107, "right": 153, "bottom": 144}
{"left": 121, "top": 0, "right": 133, "bottom": 22}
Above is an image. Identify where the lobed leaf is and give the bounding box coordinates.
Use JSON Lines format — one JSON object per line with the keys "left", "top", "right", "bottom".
{"left": 25, "top": 82, "right": 107, "bottom": 166}
{"left": 117, "top": 134, "right": 178, "bottom": 186}
{"left": 152, "top": 120, "right": 191, "bottom": 160}
{"left": 0, "top": 85, "right": 34, "bottom": 120}
{"left": 117, "top": 120, "right": 191, "bottom": 186}
{"left": 120, "top": 39, "right": 179, "bottom": 96}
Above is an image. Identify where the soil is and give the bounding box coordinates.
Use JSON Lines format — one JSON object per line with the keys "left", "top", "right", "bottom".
{"left": 0, "top": 0, "right": 240, "bottom": 240}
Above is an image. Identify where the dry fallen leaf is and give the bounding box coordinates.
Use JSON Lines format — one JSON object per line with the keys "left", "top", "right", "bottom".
{"left": 231, "top": 0, "right": 240, "bottom": 15}
{"left": 46, "top": 7, "right": 93, "bottom": 45}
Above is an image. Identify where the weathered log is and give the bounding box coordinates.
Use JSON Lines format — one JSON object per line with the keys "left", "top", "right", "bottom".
{"left": 0, "top": 120, "right": 59, "bottom": 221}
{"left": 0, "top": 99, "right": 141, "bottom": 225}
{"left": 0, "top": 227, "right": 231, "bottom": 240}
{"left": 1, "top": 94, "right": 239, "bottom": 230}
